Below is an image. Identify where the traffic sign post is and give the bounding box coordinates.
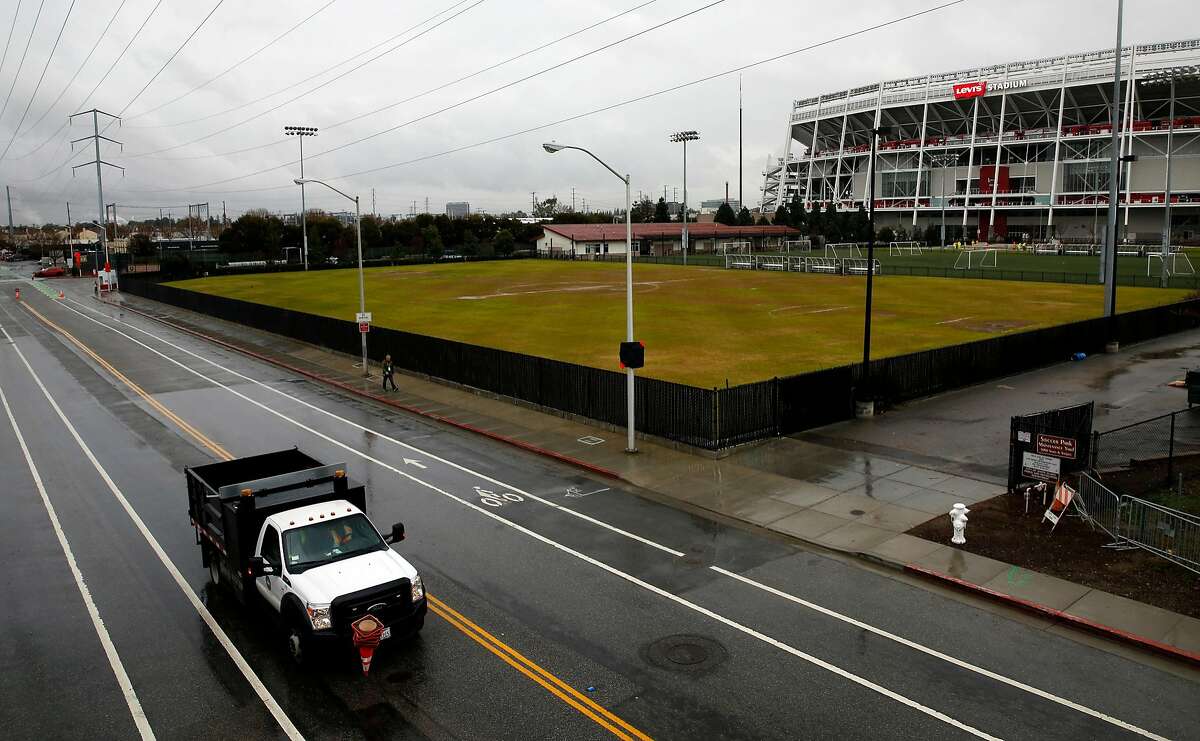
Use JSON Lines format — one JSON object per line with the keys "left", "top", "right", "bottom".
{"left": 359, "top": 322, "right": 370, "bottom": 334}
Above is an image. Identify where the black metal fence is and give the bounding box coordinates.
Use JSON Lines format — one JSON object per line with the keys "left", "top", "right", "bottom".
{"left": 1093, "top": 407, "right": 1200, "bottom": 484}
{"left": 123, "top": 277, "right": 1200, "bottom": 451}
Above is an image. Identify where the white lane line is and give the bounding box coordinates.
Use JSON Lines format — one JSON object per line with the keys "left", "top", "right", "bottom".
{"left": 711, "top": 567, "right": 1167, "bottom": 740}
{"left": 0, "top": 326, "right": 305, "bottom": 741}
{"left": 936, "top": 316, "right": 974, "bottom": 325}
{"left": 0, "top": 378, "right": 156, "bottom": 740}
{"left": 64, "top": 298, "right": 682, "bottom": 558}
{"left": 64, "top": 299, "right": 1165, "bottom": 739}
{"left": 54, "top": 303, "right": 1000, "bottom": 738}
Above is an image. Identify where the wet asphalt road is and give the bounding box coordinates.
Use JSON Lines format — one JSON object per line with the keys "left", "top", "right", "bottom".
{"left": 0, "top": 269, "right": 1198, "bottom": 740}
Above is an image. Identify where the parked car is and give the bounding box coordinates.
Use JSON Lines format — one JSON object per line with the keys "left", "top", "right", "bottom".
{"left": 33, "top": 266, "right": 67, "bottom": 278}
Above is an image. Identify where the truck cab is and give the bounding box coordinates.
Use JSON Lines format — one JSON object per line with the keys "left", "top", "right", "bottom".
{"left": 187, "top": 449, "right": 426, "bottom": 666}
{"left": 251, "top": 501, "right": 425, "bottom": 662}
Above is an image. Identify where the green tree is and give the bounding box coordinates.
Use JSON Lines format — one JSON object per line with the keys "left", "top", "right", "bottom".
{"left": 822, "top": 202, "right": 842, "bottom": 243}
{"left": 533, "top": 197, "right": 559, "bottom": 218}
{"left": 653, "top": 197, "right": 670, "bottom": 222}
{"left": 128, "top": 232, "right": 155, "bottom": 257}
{"left": 771, "top": 202, "right": 791, "bottom": 227}
{"left": 923, "top": 223, "right": 941, "bottom": 245}
{"left": 877, "top": 225, "right": 896, "bottom": 244}
{"left": 218, "top": 213, "right": 283, "bottom": 256}
{"left": 736, "top": 206, "right": 754, "bottom": 226}
{"left": 359, "top": 215, "right": 384, "bottom": 250}
{"left": 789, "top": 195, "right": 807, "bottom": 232}
{"left": 851, "top": 206, "right": 871, "bottom": 242}
{"left": 462, "top": 230, "right": 480, "bottom": 255}
{"left": 808, "top": 201, "right": 824, "bottom": 239}
{"left": 630, "top": 196, "right": 654, "bottom": 223}
{"left": 714, "top": 202, "right": 737, "bottom": 226}
{"left": 493, "top": 228, "right": 515, "bottom": 256}
{"left": 421, "top": 225, "right": 444, "bottom": 257}
{"left": 756, "top": 214, "right": 771, "bottom": 226}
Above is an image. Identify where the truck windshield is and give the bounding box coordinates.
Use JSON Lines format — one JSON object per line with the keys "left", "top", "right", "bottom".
{"left": 282, "top": 514, "right": 386, "bottom": 573}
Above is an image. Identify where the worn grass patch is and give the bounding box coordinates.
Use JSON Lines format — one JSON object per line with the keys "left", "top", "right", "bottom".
{"left": 169, "top": 261, "right": 1189, "bottom": 387}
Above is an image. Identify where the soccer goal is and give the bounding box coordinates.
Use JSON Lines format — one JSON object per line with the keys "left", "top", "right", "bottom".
{"left": 953, "top": 248, "right": 998, "bottom": 270}
{"left": 826, "top": 242, "right": 864, "bottom": 258}
{"left": 888, "top": 241, "right": 923, "bottom": 256}
{"left": 721, "top": 241, "right": 752, "bottom": 256}
{"left": 1147, "top": 251, "right": 1196, "bottom": 277}
{"left": 784, "top": 239, "right": 812, "bottom": 254}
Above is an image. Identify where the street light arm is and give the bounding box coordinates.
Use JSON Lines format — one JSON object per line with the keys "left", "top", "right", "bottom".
{"left": 552, "top": 145, "right": 627, "bottom": 184}
{"left": 294, "top": 177, "right": 356, "bottom": 205}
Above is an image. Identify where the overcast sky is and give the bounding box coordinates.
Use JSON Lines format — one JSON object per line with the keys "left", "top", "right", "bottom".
{"left": 0, "top": 0, "right": 1195, "bottom": 226}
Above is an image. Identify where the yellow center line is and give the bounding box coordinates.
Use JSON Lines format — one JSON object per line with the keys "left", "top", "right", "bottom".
{"left": 18, "top": 295, "right": 654, "bottom": 741}
{"left": 20, "top": 301, "right": 232, "bottom": 461}
{"left": 427, "top": 594, "right": 652, "bottom": 741}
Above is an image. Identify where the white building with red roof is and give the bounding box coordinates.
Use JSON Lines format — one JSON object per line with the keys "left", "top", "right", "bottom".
{"left": 536, "top": 222, "right": 799, "bottom": 257}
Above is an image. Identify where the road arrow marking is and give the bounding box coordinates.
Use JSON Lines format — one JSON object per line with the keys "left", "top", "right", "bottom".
{"left": 403, "top": 458, "right": 427, "bottom": 469}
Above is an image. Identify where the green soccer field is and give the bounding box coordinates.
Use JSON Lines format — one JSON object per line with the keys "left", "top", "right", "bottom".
{"left": 169, "top": 261, "right": 1191, "bottom": 387}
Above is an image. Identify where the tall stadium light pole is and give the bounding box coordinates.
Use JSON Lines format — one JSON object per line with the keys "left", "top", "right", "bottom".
{"left": 543, "top": 142, "right": 637, "bottom": 453}
{"left": 1141, "top": 66, "right": 1200, "bottom": 287}
{"left": 859, "top": 126, "right": 891, "bottom": 415}
{"left": 294, "top": 178, "right": 369, "bottom": 377}
{"left": 670, "top": 131, "right": 699, "bottom": 265}
{"left": 285, "top": 126, "right": 318, "bottom": 270}
{"left": 929, "top": 153, "right": 960, "bottom": 246}
{"left": 1102, "top": 0, "right": 1124, "bottom": 335}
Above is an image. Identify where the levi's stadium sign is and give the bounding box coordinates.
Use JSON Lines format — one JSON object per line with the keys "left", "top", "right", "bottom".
{"left": 952, "top": 79, "right": 1028, "bottom": 100}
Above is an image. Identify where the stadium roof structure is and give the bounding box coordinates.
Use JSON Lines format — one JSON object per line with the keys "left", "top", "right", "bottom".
{"left": 542, "top": 223, "right": 798, "bottom": 241}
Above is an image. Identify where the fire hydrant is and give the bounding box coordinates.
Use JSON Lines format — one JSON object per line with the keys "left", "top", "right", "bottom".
{"left": 13, "top": 287, "right": 19, "bottom": 300}
{"left": 949, "top": 503, "right": 969, "bottom": 545}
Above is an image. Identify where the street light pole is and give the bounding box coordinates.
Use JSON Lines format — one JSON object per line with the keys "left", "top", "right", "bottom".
{"left": 1102, "top": 0, "right": 1124, "bottom": 326}
{"left": 544, "top": 142, "right": 637, "bottom": 452}
{"left": 670, "top": 131, "right": 699, "bottom": 265}
{"left": 859, "top": 126, "right": 890, "bottom": 415}
{"left": 286, "top": 126, "right": 318, "bottom": 269}
{"left": 294, "top": 178, "right": 368, "bottom": 377}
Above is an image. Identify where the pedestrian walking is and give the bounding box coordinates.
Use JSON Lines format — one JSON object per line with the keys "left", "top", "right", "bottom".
{"left": 382, "top": 354, "right": 396, "bottom": 391}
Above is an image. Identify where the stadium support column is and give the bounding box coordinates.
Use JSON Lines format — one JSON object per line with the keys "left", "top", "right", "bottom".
{"left": 913, "top": 83, "right": 931, "bottom": 228}
{"left": 1162, "top": 77, "right": 1177, "bottom": 288}
{"left": 987, "top": 66, "right": 1010, "bottom": 242}
{"left": 1047, "top": 59, "right": 1069, "bottom": 240}
{"left": 804, "top": 101, "right": 821, "bottom": 209}
{"left": 832, "top": 113, "right": 848, "bottom": 206}
{"left": 962, "top": 97, "right": 981, "bottom": 235}
{"left": 1103, "top": 0, "right": 1124, "bottom": 333}
{"left": 1121, "top": 46, "right": 1138, "bottom": 237}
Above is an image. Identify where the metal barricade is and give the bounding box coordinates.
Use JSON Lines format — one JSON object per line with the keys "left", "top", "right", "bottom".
{"left": 1122, "top": 497, "right": 1200, "bottom": 574}
{"left": 1076, "top": 473, "right": 1125, "bottom": 540}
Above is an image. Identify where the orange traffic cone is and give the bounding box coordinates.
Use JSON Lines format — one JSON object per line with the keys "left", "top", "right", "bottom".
{"left": 58, "top": 289, "right": 65, "bottom": 300}
{"left": 14, "top": 287, "right": 19, "bottom": 300}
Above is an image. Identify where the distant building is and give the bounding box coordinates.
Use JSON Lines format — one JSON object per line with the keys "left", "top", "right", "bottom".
{"left": 446, "top": 202, "right": 471, "bottom": 219}
{"left": 700, "top": 198, "right": 741, "bottom": 214}
{"left": 329, "top": 211, "right": 356, "bottom": 226}
{"left": 536, "top": 222, "right": 797, "bottom": 257}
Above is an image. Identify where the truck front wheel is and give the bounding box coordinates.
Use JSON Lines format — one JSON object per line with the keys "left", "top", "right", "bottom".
{"left": 285, "top": 616, "right": 310, "bottom": 666}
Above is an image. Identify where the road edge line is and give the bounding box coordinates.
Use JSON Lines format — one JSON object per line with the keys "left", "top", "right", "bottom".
{"left": 904, "top": 564, "right": 1200, "bottom": 668}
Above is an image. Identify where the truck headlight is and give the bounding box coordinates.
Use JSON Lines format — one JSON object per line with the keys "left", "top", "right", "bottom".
{"left": 306, "top": 604, "right": 332, "bottom": 630}
{"left": 411, "top": 574, "right": 424, "bottom": 603}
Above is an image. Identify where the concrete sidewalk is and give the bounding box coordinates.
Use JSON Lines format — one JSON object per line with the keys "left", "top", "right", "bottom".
{"left": 101, "top": 285, "right": 1200, "bottom": 666}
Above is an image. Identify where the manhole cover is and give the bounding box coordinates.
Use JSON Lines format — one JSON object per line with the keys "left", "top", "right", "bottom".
{"left": 849, "top": 509, "right": 866, "bottom": 516}
{"left": 642, "top": 635, "right": 727, "bottom": 674}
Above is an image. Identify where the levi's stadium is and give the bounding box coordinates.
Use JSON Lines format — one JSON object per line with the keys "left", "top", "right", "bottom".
{"left": 759, "top": 37, "right": 1200, "bottom": 247}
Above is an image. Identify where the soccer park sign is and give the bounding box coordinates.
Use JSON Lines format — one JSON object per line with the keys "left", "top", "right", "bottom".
{"left": 952, "top": 79, "right": 1029, "bottom": 100}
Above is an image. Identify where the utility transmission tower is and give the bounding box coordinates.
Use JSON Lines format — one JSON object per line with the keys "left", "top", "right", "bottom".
{"left": 70, "top": 109, "right": 123, "bottom": 265}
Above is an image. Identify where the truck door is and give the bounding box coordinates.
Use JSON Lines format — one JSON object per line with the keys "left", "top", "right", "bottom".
{"left": 255, "top": 525, "right": 286, "bottom": 611}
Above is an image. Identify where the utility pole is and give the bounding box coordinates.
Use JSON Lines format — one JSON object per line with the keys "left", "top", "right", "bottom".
{"left": 6, "top": 187, "right": 14, "bottom": 247}
{"left": 372, "top": 187, "right": 376, "bottom": 217}
{"left": 531, "top": 192, "right": 537, "bottom": 213}
{"left": 1102, "top": 0, "right": 1123, "bottom": 337}
{"left": 571, "top": 187, "right": 576, "bottom": 212}
{"left": 424, "top": 196, "right": 428, "bottom": 214}
{"left": 222, "top": 200, "right": 227, "bottom": 227}
{"left": 70, "top": 109, "right": 122, "bottom": 266}
{"left": 739, "top": 74, "right": 744, "bottom": 211}
{"left": 66, "top": 202, "right": 72, "bottom": 251}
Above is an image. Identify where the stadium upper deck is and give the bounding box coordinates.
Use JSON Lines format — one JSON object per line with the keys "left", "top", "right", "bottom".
{"left": 760, "top": 38, "right": 1200, "bottom": 244}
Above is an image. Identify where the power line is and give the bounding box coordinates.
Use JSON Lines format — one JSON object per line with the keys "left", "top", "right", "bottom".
{"left": 77, "top": 0, "right": 166, "bottom": 114}
{"left": 124, "top": 0, "right": 966, "bottom": 197}
{"left": 126, "top": 0, "right": 487, "bottom": 157}
{"left": 0, "top": 0, "right": 77, "bottom": 162}
{"left": 124, "top": 0, "right": 476, "bottom": 130}
{"left": 124, "top": 0, "right": 340, "bottom": 121}
{"left": 115, "top": 0, "right": 227, "bottom": 118}
{"left": 0, "top": 0, "right": 46, "bottom": 125}
{"left": 2, "top": 0, "right": 129, "bottom": 161}
{"left": 0, "top": 1, "right": 23, "bottom": 86}
{"left": 143, "top": 0, "right": 728, "bottom": 180}
{"left": 143, "top": 0, "right": 661, "bottom": 161}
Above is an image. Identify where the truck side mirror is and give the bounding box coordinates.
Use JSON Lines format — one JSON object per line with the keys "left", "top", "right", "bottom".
{"left": 249, "top": 556, "right": 265, "bottom": 577}
{"left": 384, "top": 522, "right": 405, "bottom": 544}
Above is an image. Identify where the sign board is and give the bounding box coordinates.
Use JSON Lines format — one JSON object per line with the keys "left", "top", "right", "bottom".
{"left": 1036, "top": 434, "right": 1077, "bottom": 460}
{"left": 356, "top": 312, "right": 372, "bottom": 323}
{"left": 358, "top": 322, "right": 370, "bottom": 334}
{"left": 952, "top": 79, "right": 1029, "bottom": 100}
{"left": 1017, "top": 431, "right": 1031, "bottom": 443}
{"left": 1021, "top": 452, "right": 1061, "bottom": 482}
{"left": 1043, "top": 481, "right": 1076, "bottom": 529}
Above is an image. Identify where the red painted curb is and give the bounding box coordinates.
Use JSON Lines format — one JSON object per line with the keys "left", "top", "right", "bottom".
{"left": 904, "top": 563, "right": 1200, "bottom": 667}
{"left": 103, "top": 298, "right": 623, "bottom": 481}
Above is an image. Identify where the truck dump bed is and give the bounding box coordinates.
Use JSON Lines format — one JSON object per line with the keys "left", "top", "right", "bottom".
{"left": 186, "top": 449, "right": 367, "bottom": 601}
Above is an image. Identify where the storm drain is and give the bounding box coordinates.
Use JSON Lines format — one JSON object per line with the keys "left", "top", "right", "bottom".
{"left": 643, "top": 635, "right": 727, "bottom": 674}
